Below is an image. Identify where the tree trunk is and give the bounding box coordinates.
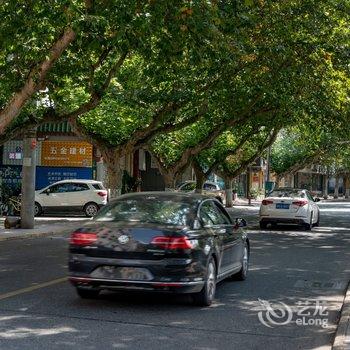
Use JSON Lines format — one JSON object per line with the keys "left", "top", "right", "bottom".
{"left": 345, "top": 175, "right": 350, "bottom": 199}
{"left": 322, "top": 175, "right": 329, "bottom": 199}
{"left": 102, "top": 149, "right": 123, "bottom": 199}
{"left": 193, "top": 161, "right": 206, "bottom": 194}
{"left": 224, "top": 177, "right": 233, "bottom": 208}
{"left": 194, "top": 175, "right": 205, "bottom": 193}
{"left": 290, "top": 174, "right": 295, "bottom": 188}
{"left": 275, "top": 174, "right": 282, "bottom": 188}
{"left": 163, "top": 173, "right": 176, "bottom": 191}
{"left": 334, "top": 176, "right": 339, "bottom": 199}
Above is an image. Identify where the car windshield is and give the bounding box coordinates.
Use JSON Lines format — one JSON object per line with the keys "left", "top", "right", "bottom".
{"left": 179, "top": 182, "right": 196, "bottom": 191}
{"left": 94, "top": 197, "right": 193, "bottom": 226}
{"left": 270, "top": 189, "right": 305, "bottom": 198}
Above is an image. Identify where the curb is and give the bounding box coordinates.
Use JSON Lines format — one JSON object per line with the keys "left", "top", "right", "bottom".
{"left": 0, "top": 224, "right": 79, "bottom": 242}
{"left": 333, "top": 282, "right": 350, "bottom": 350}
{"left": 0, "top": 230, "right": 64, "bottom": 242}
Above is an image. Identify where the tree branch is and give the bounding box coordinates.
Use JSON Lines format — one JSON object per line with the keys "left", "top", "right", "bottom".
{"left": 134, "top": 103, "right": 208, "bottom": 149}
{"left": 0, "top": 27, "right": 76, "bottom": 133}
{"left": 219, "top": 128, "right": 280, "bottom": 179}
{"left": 0, "top": 51, "right": 128, "bottom": 148}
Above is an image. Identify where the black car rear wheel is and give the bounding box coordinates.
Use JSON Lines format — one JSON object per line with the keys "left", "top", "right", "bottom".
{"left": 192, "top": 257, "right": 216, "bottom": 306}
{"left": 76, "top": 288, "right": 100, "bottom": 299}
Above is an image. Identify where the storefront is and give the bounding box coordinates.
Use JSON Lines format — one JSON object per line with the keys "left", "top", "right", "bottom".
{"left": 0, "top": 137, "right": 93, "bottom": 195}
{"left": 37, "top": 140, "right": 93, "bottom": 189}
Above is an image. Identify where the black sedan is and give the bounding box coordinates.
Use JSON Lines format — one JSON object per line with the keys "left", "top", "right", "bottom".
{"left": 68, "top": 192, "right": 249, "bottom": 306}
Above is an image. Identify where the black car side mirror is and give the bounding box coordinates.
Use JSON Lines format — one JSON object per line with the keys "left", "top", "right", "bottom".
{"left": 314, "top": 198, "right": 321, "bottom": 202}
{"left": 235, "top": 218, "right": 247, "bottom": 228}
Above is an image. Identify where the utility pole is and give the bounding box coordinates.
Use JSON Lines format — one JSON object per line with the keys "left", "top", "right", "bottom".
{"left": 21, "top": 128, "right": 37, "bottom": 228}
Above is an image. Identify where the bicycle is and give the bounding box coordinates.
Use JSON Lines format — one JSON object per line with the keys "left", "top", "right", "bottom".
{"left": 1, "top": 196, "right": 21, "bottom": 216}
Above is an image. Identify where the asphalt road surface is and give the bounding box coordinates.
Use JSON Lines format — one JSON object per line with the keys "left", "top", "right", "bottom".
{"left": 0, "top": 200, "right": 349, "bottom": 350}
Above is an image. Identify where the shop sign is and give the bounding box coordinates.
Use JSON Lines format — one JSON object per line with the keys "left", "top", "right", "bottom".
{"left": 41, "top": 141, "right": 92, "bottom": 167}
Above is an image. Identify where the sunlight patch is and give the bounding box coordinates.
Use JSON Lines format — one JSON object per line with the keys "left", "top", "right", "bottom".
{"left": 0, "top": 326, "right": 77, "bottom": 339}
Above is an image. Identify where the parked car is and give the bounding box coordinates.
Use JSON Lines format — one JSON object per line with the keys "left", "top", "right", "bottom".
{"left": 68, "top": 192, "right": 249, "bottom": 306}
{"left": 35, "top": 179, "right": 108, "bottom": 217}
{"left": 177, "top": 181, "right": 226, "bottom": 204}
{"left": 259, "top": 188, "right": 320, "bottom": 230}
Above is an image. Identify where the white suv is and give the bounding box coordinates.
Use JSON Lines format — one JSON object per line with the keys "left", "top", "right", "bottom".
{"left": 35, "top": 179, "right": 108, "bottom": 217}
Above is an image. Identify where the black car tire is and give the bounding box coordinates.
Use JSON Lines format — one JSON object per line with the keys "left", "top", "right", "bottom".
{"left": 84, "top": 202, "right": 99, "bottom": 217}
{"left": 259, "top": 221, "right": 268, "bottom": 229}
{"left": 232, "top": 243, "right": 249, "bottom": 281}
{"left": 34, "top": 202, "right": 42, "bottom": 217}
{"left": 76, "top": 288, "right": 100, "bottom": 299}
{"left": 192, "top": 257, "right": 216, "bottom": 306}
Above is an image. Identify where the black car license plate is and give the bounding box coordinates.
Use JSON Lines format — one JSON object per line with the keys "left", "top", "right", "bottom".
{"left": 91, "top": 266, "right": 153, "bottom": 281}
{"left": 276, "top": 203, "right": 290, "bottom": 209}
{"left": 116, "top": 267, "right": 153, "bottom": 280}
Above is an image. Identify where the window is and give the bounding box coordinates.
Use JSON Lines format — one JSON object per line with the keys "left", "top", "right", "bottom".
{"left": 49, "top": 183, "right": 71, "bottom": 193}
{"left": 213, "top": 202, "right": 231, "bottom": 224}
{"left": 94, "top": 198, "right": 192, "bottom": 226}
{"left": 306, "top": 191, "right": 314, "bottom": 202}
{"left": 270, "top": 189, "right": 304, "bottom": 198}
{"left": 92, "top": 183, "right": 102, "bottom": 190}
{"left": 203, "top": 183, "right": 217, "bottom": 191}
{"left": 70, "top": 183, "right": 89, "bottom": 192}
{"left": 179, "top": 183, "right": 196, "bottom": 192}
{"left": 200, "top": 200, "right": 226, "bottom": 226}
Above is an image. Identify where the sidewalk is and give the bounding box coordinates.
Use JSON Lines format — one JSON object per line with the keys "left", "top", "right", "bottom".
{"left": 232, "top": 196, "right": 350, "bottom": 206}
{"left": 333, "top": 283, "right": 350, "bottom": 350}
{"left": 232, "top": 197, "right": 262, "bottom": 207}
{"left": 0, "top": 219, "right": 84, "bottom": 242}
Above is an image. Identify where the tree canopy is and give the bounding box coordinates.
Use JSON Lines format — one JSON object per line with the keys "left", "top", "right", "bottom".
{"left": 1, "top": 0, "right": 349, "bottom": 193}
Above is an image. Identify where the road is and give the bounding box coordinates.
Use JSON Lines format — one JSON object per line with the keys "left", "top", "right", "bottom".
{"left": 0, "top": 201, "right": 349, "bottom": 350}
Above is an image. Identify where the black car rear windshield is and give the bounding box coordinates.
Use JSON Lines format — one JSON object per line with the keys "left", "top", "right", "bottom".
{"left": 94, "top": 197, "right": 192, "bottom": 226}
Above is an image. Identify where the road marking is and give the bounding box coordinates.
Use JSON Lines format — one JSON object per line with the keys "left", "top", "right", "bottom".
{"left": 0, "top": 277, "right": 67, "bottom": 301}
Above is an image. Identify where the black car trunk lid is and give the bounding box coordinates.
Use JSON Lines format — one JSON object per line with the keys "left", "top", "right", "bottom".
{"left": 71, "top": 222, "right": 190, "bottom": 259}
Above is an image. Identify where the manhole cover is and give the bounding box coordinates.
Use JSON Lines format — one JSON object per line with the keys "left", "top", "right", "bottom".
{"left": 294, "top": 280, "right": 347, "bottom": 290}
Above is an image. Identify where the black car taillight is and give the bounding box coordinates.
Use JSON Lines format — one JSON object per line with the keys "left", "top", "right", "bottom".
{"left": 70, "top": 232, "right": 98, "bottom": 246}
{"left": 151, "top": 236, "right": 193, "bottom": 250}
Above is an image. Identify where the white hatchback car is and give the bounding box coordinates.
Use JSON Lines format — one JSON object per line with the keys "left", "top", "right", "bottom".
{"left": 35, "top": 179, "right": 108, "bottom": 217}
{"left": 259, "top": 188, "right": 320, "bottom": 230}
